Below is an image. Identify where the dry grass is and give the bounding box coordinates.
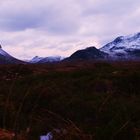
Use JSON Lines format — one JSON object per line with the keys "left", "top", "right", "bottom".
{"left": 0, "top": 129, "right": 15, "bottom": 140}
{"left": 0, "top": 61, "right": 140, "bottom": 140}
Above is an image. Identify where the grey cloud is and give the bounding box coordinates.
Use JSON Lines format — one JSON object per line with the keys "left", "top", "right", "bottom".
{"left": 0, "top": 0, "right": 140, "bottom": 59}
{"left": 0, "top": 0, "right": 81, "bottom": 34}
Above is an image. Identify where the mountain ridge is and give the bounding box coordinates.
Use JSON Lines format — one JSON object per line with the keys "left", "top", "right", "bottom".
{"left": 30, "top": 56, "right": 63, "bottom": 63}
{"left": 64, "top": 46, "right": 108, "bottom": 61}
{"left": 1, "top": 32, "right": 140, "bottom": 64}
{"left": 100, "top": 32, "right": 140, "bottom": 59}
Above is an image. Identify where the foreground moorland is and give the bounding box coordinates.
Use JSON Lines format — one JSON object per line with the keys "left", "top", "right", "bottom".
{"left": 0, "top": 61, "right": 140, "bottom": 140}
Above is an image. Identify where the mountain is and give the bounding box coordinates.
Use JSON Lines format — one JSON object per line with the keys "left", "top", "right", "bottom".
{"left": 0, "top": 46, "right": 24, "bottom": 64}
{"left": 100, "top": 33, "right": 140, "bottom": 59}
{"left": 65, "top": 46, "right": 108, "bottom": 61}
{"left": 2, "top": 32, "right": 140, "bottom": 64}
{"left": 30, "top": 56, "right": 44, "bottom": 63}
{"left": 30, "top": 56, "right": 63, "bottom": 63}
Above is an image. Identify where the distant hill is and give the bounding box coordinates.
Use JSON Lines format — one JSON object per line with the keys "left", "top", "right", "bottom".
{"left": 64, "top": 46, "right": 108, "bottom": 61}
{"left": 30, "top": 56, "right": 63, "bottom": 63}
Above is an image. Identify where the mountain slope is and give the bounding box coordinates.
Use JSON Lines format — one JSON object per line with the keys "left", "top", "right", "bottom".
{"left": 0, "top": 46, "right": 24, "bottom": 64}
{"left": 30, "top": 56, "right": 62, "bottom": 63}
{"left": 30, "top": 56, "right": 44, "bottom": 63}
{"left": 65, "top": 46, "right": 108, "bottom": 61}
{"left": 100, "top": 33, "right": 140, "bottom": 59}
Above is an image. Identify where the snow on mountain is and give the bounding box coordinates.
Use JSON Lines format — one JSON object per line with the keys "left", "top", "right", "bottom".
{"left": 38, "top": 56, "right": 62, "bottom": 63}
{"left": 100, "top": 32, "right": 140, "bottom": 59}
{"left": 30, "top": 56, "right": 44, "bottom": 63}
{"left": 30, "top": 56, "right": 64, "bottom": 63}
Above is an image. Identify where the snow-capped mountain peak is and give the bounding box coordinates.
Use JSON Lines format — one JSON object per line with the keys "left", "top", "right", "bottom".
{"left": 30, "top": 56, "right": 64, "bottom": 63}
{"left": 30, "top": 56, "right": 44, "bottom": 63}
{"left": 100, "top": 32, "right": 140, "bottom": 59}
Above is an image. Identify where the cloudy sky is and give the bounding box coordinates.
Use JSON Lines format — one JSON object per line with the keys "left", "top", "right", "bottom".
{"left": 0, "top": 0, "right": 140, "bottom": 59}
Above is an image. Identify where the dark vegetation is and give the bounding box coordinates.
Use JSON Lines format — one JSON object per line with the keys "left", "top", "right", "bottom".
{"left": 0, "top": 61, "right": 140, "bottom": 140}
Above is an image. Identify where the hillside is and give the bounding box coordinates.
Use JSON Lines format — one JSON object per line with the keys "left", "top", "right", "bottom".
{"left": 0, "top": 46, "right": 24, "bottom": 64}
{"left": 65, "top": 47, "right": 108, "bottom": 61}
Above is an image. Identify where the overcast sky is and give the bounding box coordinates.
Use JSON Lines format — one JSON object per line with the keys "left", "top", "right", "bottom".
{"left": 0, "top": 0, "right": 140, "bottom": 59}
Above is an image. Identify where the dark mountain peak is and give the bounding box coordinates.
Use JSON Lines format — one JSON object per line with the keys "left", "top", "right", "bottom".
{"left": 113, "top": 36, "right": 124, "bottom": 44}
{"left": 65, "top": 46, "right": 108, "bottom": 61}
{"left": 34, "top": 56, "right": 39, "bottom": 58}
{"left": 85, "top": 46, "right": 97, "bottom": 50}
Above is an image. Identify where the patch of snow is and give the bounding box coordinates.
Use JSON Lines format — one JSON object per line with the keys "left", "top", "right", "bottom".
{"left": 40, "top": 56, "right": 62, "bottom": 62}
{"left": 30, "top": 56, "right": 64, "bottom": 63}
{"left": 40, "top": 132, "right": 53, "bottom": 140}
{"left": 30, "top": 56, "right": 44, "bottom": 63}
